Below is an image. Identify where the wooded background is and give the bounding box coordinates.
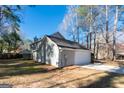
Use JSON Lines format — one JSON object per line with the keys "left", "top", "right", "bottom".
{"left": 59, "top": 5, "right": 124, "bottom": 61}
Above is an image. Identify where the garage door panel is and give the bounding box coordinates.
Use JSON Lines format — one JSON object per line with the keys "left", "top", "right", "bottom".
{"left": 61, "top": 50, "right": 75, "bottom": 67}
{"left": 75, "top": 50, "right": 91, "bottom": 65}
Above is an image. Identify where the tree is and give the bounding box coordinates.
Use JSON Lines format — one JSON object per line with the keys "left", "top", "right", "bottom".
{"left": 58, "top": 6, "right": 81, "bottom": 43}
{"left": 1, "top": 31, "right": 22, "bottom": 53}
{"left": 59, "top": 5, "right": 124, "bottom": 61}
{"left": 0, "top": 39, "right": 4, "bottom": 53}
{"left": 1, "top": 33, "right": 12, "bottom": 52}
{"left": 77, "top": 6, "right": 90, "bottom": 48}
{"left": 105, "top": 5, "right": 110, "bottom": 58}
{"left": 0, "top": 5, "right": 21, "bottom": 35}
{"left": 0, "top": 5, "right": 23, "bottom": 53}
{"left": 112, "top": 5, "right": 118, "bottom": 61}
{"left": 77, "top": 6, "right": 99, "bottom": 49}
{"left": 9, "top": 31, "right": 22, "bottom": 51}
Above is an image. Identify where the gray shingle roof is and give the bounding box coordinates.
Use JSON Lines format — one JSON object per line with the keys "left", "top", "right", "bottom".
{"left": 47, "top": 34, "right": 87, "bottom": 50}
{"left": 31, "top": 32, "right": 88, "bottom": 50}
{"left": 51, "top": 32, "right": 65, "bottom": 40}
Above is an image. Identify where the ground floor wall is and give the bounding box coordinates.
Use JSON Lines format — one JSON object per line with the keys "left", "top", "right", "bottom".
{"left": 59, "top": 48, "right": 91, "bottom": 67}
{"left": 32, "top": 37, "right": 60, "bottom": 67}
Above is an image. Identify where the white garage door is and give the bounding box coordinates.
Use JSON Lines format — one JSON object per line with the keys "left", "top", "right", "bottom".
{"left": 60, "top": 50, "right": 75, "bottom": 67}
{"left": 74, "top": 50, "right": 91, "bottom": 65}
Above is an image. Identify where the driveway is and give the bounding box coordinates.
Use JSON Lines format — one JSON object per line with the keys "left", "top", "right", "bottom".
{"left": 81, "top": 63, "right": 124, "bottom": 74}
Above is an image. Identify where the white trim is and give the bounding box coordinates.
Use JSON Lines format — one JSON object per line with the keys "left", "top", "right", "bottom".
{"left": 59, "top": 47, "right": 89, "bottom": 51}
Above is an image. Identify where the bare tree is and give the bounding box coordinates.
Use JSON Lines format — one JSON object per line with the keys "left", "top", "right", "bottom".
{"left": 113, "top": 5, "right": 119, "bottom": 61}
{"left": 105, "top": 5, "right": 110, "bottom": 59}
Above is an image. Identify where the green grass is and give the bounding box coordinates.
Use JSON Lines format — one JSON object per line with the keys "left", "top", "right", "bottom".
{"left": 0, "top": 59, "right": 49, "bottom": 77}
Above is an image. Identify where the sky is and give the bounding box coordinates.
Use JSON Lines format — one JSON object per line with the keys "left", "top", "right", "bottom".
{"left": 20, "top": 5, "right": 67, "bottom": 40}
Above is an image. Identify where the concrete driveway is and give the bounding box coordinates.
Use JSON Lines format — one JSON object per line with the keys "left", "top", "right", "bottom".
{"left": 81, "top": 63, "right": 124, "bottom": 74}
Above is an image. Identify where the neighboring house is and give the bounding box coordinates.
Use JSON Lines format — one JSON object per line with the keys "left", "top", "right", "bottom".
{"left": 19, "top": 49, "right": 32, "bottom": 60}
{"left": 94, "top": 31, "right": 124, "bottom": 60}
{"left": 30, "top": 32, "right": 91, "bottom": 67}
{"left": 116, "top": 44, "right": 124, "bottom": 61}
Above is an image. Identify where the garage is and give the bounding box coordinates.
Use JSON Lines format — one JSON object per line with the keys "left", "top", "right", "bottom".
{"left": 31, "top": 32, "right": 91, "bottom": 67}
{"left": 59, "top": 48, "right": 91, "bottom": 67}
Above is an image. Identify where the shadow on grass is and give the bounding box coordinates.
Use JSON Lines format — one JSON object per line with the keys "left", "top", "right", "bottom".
{"left": 0, "top": 59, "right": 62, "bottom": 78}
{"left": 0, "top": 66, "right": 62, "bottom": 78}
{"left": 0, "top": 59, "right": 24, "bottom": 64}
{"left": 81, "top": 72, "right": 124, "bottom": 88}
{"left": 48, "top": 72, "right": 102, "bottom": 88}
{"left": 48, "top": 72, "right": 124, "bottom": 88}
{"left": 0, "top": 61, "right": 44, "bottom": 68}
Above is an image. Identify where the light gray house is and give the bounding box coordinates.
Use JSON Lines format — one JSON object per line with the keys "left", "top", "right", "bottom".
{"left": 30, "top": 32, "right": 91, "bottom": 67}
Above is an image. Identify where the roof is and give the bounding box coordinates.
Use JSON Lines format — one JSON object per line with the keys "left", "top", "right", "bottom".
{"left": 31, "top": 32, "right": 88, "bottom": 50}
{"left": 51, "top": 32, "right": 65, "bottom": 40}
{"left": 31, "top": 32, "right": 63, "bottom": 45}
{"left": 47, "top": 34, "right": 87, "bottom": 50}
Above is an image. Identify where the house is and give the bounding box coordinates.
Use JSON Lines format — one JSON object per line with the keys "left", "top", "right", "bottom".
{"left": 116, "top": 44, "right": 124, "bottom": 61}
{"left": 19, "top": 49, "right": 32, "bottom": 60}
{"left": 30, "top": 32, "right": 91, "bottom": 67}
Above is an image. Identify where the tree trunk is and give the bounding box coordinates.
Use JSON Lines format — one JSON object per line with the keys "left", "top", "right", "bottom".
{"left": 89, "top": 6, "right": 93, "bottom": 49}
{"left": 73, "top": 34, "right": 76, "bottom": 42}
{"left": 113, "top": 5, "right": 118, "bottom": 61}
{"left": 0, "top": 46, "right": 3, "bottom": 53}
{"left": 105, "top": 5, "right": 109, "bottom": 59}
{"left": 77, "top": 26, "right": 80, "bottom": 43}
{"left": 89, "top": 32, "right": 92, "bottom": 49}
{"left": 96, "top": 41, "right": 99, "bottom": 60}
{"left": 86, "top": 33, "right": 89, "bottom": 48}
{"left": 14, "top": 41, "right": 17, "bottom": 53}
{"left": 93, "top": 31, "right": 96, "bottom": 59}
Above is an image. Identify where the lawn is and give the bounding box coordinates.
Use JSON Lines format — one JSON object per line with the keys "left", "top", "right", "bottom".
{"left": 0, "top": 59, "right": 124, "bottom": 88}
